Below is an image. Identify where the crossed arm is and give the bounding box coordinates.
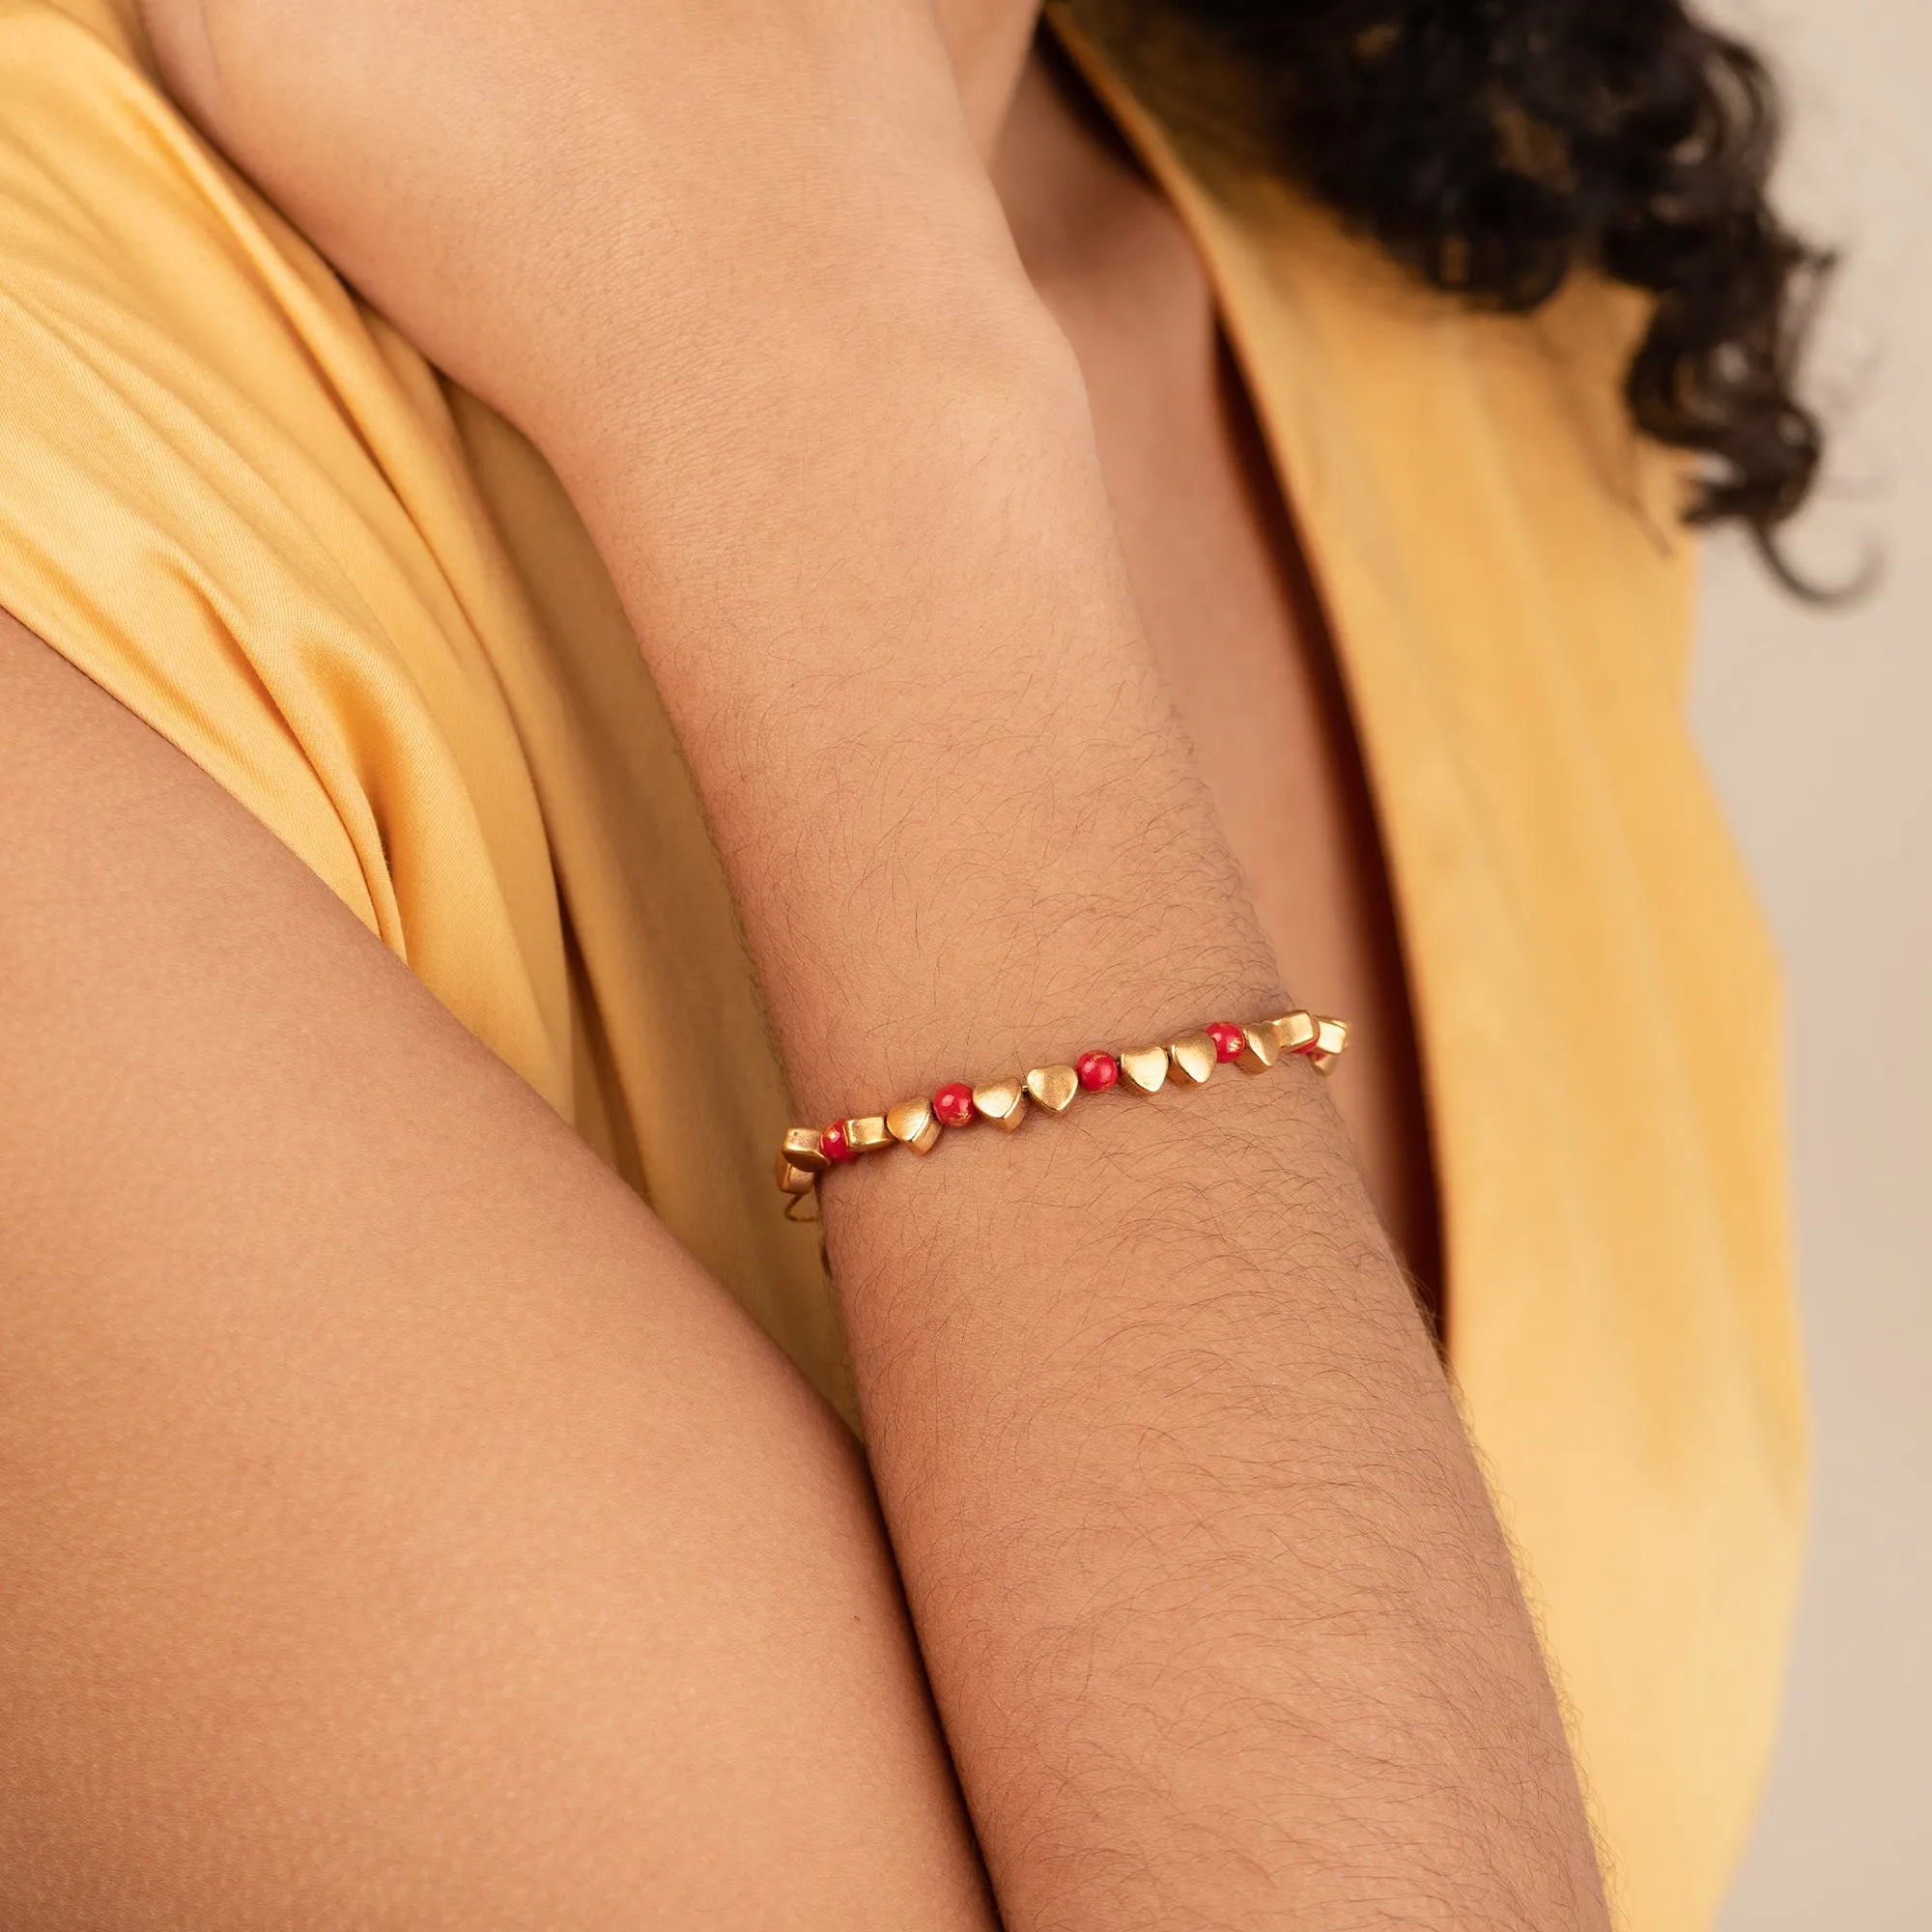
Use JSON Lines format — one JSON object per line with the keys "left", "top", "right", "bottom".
{"left": 0, "top": 0, "right": 1610, "bottom": 1924}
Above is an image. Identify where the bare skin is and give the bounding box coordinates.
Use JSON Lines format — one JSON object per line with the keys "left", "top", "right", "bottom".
{"left": 0, "top": 0, "right": 1601, "bottom": 1927}
{"left": 991, "top": 40, "right": 1442, "bottom": 1311}
{"left": 0, "top": 610, "right": 997, "bottom": 1932}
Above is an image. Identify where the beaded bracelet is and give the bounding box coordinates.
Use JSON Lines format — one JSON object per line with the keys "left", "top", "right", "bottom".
{"left": 776, "top": 1009, "right": 1348, "bottom": 1205}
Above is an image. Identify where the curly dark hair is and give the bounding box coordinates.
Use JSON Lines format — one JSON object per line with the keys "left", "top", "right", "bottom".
{"left": 1065, "top": 0, "right": 1833, "bottom": 586}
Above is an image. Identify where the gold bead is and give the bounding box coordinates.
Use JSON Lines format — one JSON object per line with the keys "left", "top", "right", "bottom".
{"left": 973, "top": 1074, "right": 1029, "bottom": 1131}
{"left": 846, "top": 1114, "right": 892, "bottom": 1153}
{"left": 1269, "top": 1010, "right": 1319, "bottom": 1055}
{"left": 775, "top": 1152, "right": 817, "bottom": 1196}
{"left": 1236, "top": 1023, "right": 1280, "bottom": 1075}
{"left": 886, "top": 1096, "right": 942, "bottom": 1153}
{"left": 1311, "top": 1016, "right": 1350, "bottom": 1073}
{"left": 781, "top": 1125, "right": 829, "bottom": 1174}
{"left": 1168, "top": 1031, "right": 1218, "bottom": 1086}
{"left": 1119, "top": 1044, "right": 1169, "bottom": 1095}
{"left": 1025, "top": 1064, "right": 1080, "bottom": 1115}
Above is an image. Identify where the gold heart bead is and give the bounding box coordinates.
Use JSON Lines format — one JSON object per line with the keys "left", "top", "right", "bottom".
{"left": 775, "top": 1152, "right": 817, "bottom": 1196}
{"left": 846, "top": 1114, "right": 892, "bottom": 1152}
{"left": 1119, "top": 1045, "right": 1169, "bottom": 1095}
{"left": 1025, "top": 1064, "right": 1081, "bottom": 1115}
{"left": 1168, "top": 1032, "right": 1218, "bottom": 1086}
{"left": 781, "top": 1126, "right": 830, "bottom": 1174}
{"left": 1269, "top": 1010, "right": 1319, "bottom": 1055}
{"left": 1236, "top": 1023, "right": 1280, "bottom": 1075}
{"left": 1311, "top": 1016, "right": 1350, "bottom": 1073}
{"left": 972, "top": 1075, "right": 1030, "bottom": 1131}
{"left": 886, "top": 1096, "right": 942, "bottom": 1153}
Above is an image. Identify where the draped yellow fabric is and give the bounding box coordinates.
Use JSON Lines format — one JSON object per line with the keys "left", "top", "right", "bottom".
{"left": 0, "top": 4, "right": 1806, "bottom": 1927}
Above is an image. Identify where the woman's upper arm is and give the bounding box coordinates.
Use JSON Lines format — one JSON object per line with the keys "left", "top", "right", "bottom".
{"left": 0, "top": 608, "right": 993, "bottom": 1928}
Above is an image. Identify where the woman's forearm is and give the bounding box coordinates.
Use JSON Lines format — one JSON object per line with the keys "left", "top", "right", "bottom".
{"left": 549, "top": 308, "right": 1274, "bottom": 1094}
{"left": 529, "top": 250, "right": 1609, "bottom": 1928}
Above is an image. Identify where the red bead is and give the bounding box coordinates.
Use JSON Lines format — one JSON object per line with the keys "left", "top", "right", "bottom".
{"left": 932, "top": 1083, "right": 977, "bottom": 1127}
{"left": 1207, "top": 1022, "right": 1246, "bottom": 1064}
{"left": 820, "top": 1121, "right": 856, "bottom": 1164}
{"left": 1075, "top": 1051, "right": 1119, "bottom": 1092}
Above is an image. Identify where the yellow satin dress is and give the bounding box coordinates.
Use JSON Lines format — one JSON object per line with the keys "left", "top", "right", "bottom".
{"left": 0, "top": 3, "right": 1807, "bottom": 1926}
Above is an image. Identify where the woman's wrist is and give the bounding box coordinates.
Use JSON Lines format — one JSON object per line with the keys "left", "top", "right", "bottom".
{"left": 525, "top": 286, "right": 1285, "bottom": 1106}
{"left": 323, "top": 39, "right": 1284, "bottom": 1116}
{"left": 525, "top": 249, "right": 1082, "bottom": 600}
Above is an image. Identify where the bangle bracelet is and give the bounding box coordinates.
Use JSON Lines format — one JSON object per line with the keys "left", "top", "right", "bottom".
{"left": 776, "top": 1009, "right": 1348, "bottom": 1206}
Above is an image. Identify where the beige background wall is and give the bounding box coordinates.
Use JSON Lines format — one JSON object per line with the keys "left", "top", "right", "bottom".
{"left": 1697, "top": 2, "right": 1932, "bottom": 1925}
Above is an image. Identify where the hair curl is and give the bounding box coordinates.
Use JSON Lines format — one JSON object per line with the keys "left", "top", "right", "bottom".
{"left": 1066, "top": 0, "right": 1833, "bottom": 585}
